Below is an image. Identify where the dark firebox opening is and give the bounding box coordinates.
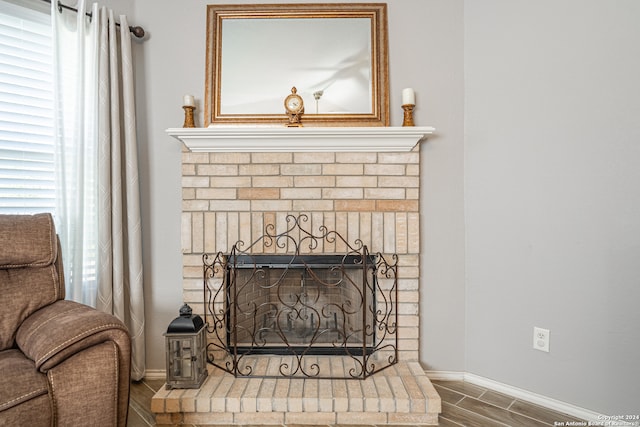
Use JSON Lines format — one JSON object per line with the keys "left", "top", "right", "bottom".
{"left": 226, "top": 254, "right": 377, "bottom": 356}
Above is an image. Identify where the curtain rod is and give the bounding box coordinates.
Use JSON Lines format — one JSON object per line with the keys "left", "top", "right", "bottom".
{"left": 41, "top": 0, "right": 145, "bottom": 38}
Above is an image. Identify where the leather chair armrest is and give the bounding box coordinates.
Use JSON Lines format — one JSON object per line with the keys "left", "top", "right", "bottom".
{"left": 15, "top": 299, "right": 130, "bottom": 372}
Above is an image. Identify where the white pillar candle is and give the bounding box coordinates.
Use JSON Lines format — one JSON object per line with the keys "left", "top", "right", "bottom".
{"left": 402, "top": 88, "right": 415, "bottom": 105}
{"left": 183, "top": 94, "right": 195, "bottom": 107}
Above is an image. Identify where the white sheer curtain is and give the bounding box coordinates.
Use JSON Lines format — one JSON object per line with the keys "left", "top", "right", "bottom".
{"left": 52, "top": 0, "right": 98, "bottom": 306}
{"left": 52, "top": 0, "right": 145, "bottom": 380}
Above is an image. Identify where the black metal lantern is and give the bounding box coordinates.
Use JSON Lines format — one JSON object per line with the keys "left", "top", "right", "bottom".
{"left": 164, "top": 304, "right": 208, "bottom": 389}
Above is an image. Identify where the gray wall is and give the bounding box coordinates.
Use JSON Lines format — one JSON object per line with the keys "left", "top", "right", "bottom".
{"left": 120, "top": 0, "right": 638, "bottom": 415}
{"left": 464, "top": 0, "right": 640, "bottom": 415}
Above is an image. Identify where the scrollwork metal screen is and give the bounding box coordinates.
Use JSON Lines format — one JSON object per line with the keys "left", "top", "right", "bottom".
{"left": 203, "top": 214, "right": 398, "bottom": 379}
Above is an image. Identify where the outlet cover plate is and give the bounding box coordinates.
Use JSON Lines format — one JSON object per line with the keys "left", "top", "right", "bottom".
{"left": 533, "top": 327, "right": 550, "bottom": 352}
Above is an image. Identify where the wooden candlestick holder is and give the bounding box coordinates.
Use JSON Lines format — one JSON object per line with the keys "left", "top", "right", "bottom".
{"left": 183, "top": 106, "right": 195, "bottom": 128}
{"left": 402, "top": 104, "right": 415, "bottom": 127}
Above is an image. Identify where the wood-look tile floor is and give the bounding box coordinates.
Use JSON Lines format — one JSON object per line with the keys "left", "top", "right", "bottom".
{"left": 128, "top": 378, "right": 586, "bottom": 427}
{"left": 432, "top": 380, "right": 585, "bottom": 427}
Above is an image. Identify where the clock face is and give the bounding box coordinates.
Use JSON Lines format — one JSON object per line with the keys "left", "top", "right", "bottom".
{"left": 287, "top": 97, "right": 301, "bottom": 110}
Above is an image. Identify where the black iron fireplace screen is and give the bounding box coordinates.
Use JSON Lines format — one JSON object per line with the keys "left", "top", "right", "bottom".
{"left": 202, "top": 214, "right": 398, "bottom": 379}
{"left": 227, "top": 254, "right": 376, "bottom": 356}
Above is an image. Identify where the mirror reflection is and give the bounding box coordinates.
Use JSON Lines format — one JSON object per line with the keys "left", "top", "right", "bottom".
{"left": 220, "top": 18, "right": 372, "bottom": 115}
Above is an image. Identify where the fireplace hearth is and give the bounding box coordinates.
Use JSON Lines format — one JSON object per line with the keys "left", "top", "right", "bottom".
{"left": 203, "top": 214, "right": 398, "bottom": 379}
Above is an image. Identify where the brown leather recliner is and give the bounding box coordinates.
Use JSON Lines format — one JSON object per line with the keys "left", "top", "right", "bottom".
{"left": 0, "top": 214, "right": 131, "bottom": 426}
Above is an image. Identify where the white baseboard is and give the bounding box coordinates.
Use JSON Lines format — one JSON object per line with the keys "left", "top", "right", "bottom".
{"left": 424, "top": 370, "right": 465, "bottom": 381}
{"left": 143, "top": 369, "right": 166, "bottom": 381}
{"left": 425, "top": 370, "right": 604, "bottom": 423}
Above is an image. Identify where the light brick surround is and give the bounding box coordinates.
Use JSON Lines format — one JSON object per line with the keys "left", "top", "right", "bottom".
{"left": 180, "top": 148, "right": 421, "bottom": 361}
{"left": 153, "top": 142, "right": 441, "bottom": 425}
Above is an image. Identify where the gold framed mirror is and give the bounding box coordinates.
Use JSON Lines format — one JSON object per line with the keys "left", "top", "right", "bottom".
{"left": 205, "top": 3, "right": 389, "bottom": 127}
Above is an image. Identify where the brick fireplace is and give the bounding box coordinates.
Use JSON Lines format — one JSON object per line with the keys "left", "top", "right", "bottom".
{"left": 152, "top": 127, "right": 440, "bottom": 425}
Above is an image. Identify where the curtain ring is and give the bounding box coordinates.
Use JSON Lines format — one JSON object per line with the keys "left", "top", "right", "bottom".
{"left": 57, "top": 1, "right": 62, "bottom": 13}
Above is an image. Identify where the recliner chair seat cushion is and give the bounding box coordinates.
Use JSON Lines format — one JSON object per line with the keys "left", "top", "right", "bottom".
{"left": 0, "top": 349, "right": 49, "bottom": 412}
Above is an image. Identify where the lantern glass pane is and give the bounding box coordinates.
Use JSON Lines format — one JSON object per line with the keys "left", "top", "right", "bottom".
{"left": 182, "top": 339, "right": 192, "bottom": 377}
{"left": 171, "top": 340, "right": 182, "bottom": 376}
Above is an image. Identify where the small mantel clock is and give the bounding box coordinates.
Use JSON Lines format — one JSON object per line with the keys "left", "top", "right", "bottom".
{"left": 284, "top": 86, "right": 304, "bottom": 127}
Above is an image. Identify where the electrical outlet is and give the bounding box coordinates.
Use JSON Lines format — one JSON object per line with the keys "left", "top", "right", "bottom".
{"left": 533, "top": 327, "right": 550, "bottom": 352}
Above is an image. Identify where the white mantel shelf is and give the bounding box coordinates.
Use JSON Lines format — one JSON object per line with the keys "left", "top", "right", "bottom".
{"left": 166, "top": 126, "right": 435, "bottom": 152}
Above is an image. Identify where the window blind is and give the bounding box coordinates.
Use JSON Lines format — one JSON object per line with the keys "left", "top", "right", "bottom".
{"left": 0, "top": 0, "right": 54, "bottom": 214}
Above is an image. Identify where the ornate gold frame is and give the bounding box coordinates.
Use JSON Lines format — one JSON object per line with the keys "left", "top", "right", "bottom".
{"left": 204, "top": 3, "right": 389, "bottom": 127}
